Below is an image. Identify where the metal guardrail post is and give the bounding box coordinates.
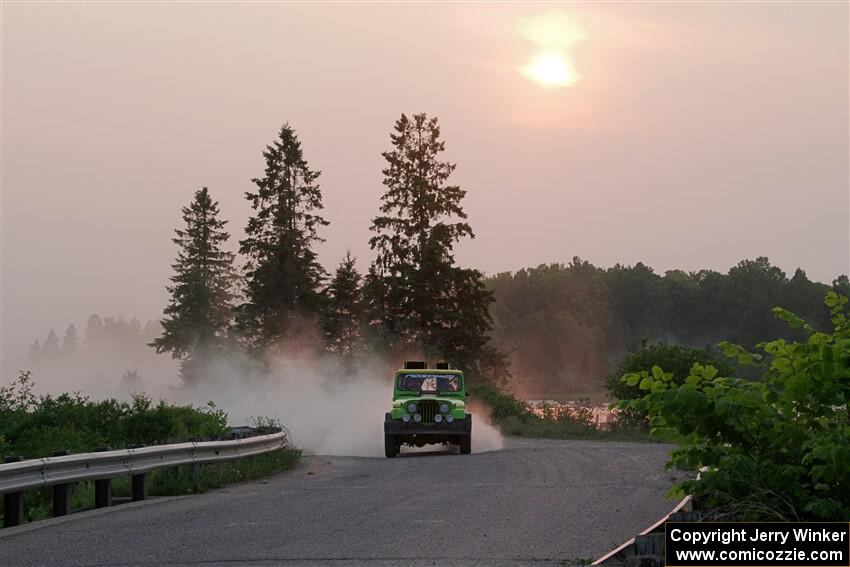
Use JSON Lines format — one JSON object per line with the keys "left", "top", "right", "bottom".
{"left": 188, "top": 438, "right": 201, "bottom": 483}
{"left": 53, "top": 484, "right": 71, "bottom": 517}
{"left": 93, "top": 448, "right": 111, "bottom": 508}
{"left": 94, "top": 479, "right": 111, "bottom": 508}
{"left": 131, "top": 474, "right": 146, "bottom": 501}
{"left": 3, "top": 491, "right": 24, "bottom": 528}
{"left": 3, "top": 456, "right": 24, "bottom": 528}
{"left": 51, "top": 450, "right": 71, "bottom": 517}
{"left": 127, "top": 443, "right": 147, "bottom": 501}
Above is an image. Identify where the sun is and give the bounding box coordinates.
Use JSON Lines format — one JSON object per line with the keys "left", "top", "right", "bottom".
{"left": 522, "top": 51, "right": 578, "bottom": 88}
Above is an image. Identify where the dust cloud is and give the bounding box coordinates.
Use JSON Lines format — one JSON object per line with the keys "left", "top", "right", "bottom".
{"left": 2, "top": 346, "right": 504, "bottom": 457}
{"left": 169, "top": 350, "right": 504, "bottom": 457}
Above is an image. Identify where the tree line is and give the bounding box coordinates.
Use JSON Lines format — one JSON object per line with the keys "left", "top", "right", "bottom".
{"left": 151, "top": 113, "right": 506, "bottom": 385}
{"left": 27, "top": 316, "right": 161, "bottom": 363}
{"left": 486, "top": 258, "right": 849, "bottom": 397}
{"left": 24, "top": 114, "right": 846, "bottom": 396}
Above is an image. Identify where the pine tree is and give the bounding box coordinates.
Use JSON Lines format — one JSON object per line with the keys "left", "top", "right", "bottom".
{"left": 366, "top": 113, "right": 507, "bottom": 383}
{"left": 84, "top": 314, "right": 103, "bottom": 349}
{"left": 321, "top": 252, "right": 365, "bottom": 365}
{"left": 41, "top": 328, "right": 61, "bottom": 360}
{"left": 62, "top": 324, "right": 79, "bottom": 356}
{"left": 150, "top": 187, "right": 238, "bottom": 384}
{"left": 238, "top": 123, "right": 328, "bottom": 350}
{"left": 27, "top": 339, "right": 41, "bottom": 362}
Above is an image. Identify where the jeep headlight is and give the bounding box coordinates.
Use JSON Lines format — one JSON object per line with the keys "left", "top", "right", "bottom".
{"left": 445, "top": 414, "right": 454, "bottom": 423}
{"left": 413, "top": 414, "right": 422, "bottom": 423}
{"left": 439, "top": 403, "right": 450, "bottom": 414}
{"left": 406, "top": 403, "right": 417, "bottom": 414}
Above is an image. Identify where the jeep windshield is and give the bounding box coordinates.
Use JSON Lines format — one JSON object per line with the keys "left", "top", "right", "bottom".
{"left": 397, "top": 373, "right": 462, "bottom": 394}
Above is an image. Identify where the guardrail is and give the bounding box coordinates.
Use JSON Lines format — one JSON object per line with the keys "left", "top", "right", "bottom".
{"left": 591, "top": 494, "right": 693, "bottom": 567}
{"left": 0, "top": 431, "right": 288, "bottom": 528}
{"left": 592, "top": 467, "right": 712, "bottom": 567}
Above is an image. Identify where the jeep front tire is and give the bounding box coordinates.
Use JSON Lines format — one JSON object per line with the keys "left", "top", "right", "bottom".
{"left": 459, "top": 434, "right": 471, "bottom": 455}
{"left": 385, "top": 433, "right": 398, "bottom": 458}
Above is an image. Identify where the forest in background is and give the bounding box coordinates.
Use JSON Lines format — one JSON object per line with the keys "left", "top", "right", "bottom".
{"left": 488, "top": 258, "right": 849, "bottom": 399}
{"left": 14, "top": 113, "right": 848, "bottom": 400}
{"left": 23, "top": 257, "right": 847, "bottom": 401}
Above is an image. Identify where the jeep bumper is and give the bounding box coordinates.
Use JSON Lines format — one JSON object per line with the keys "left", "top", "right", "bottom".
{"left": 384, "top": 414, "right": 472, "bottom": 436}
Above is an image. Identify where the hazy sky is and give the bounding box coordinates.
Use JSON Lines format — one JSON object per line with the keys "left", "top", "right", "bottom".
{"left": 2, "top": 2, "right": 848, "bottom": 358}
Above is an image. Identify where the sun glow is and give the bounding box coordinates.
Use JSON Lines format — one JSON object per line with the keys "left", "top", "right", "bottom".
{"left": 522, "top": 51, "right": 578, "bottom": 88}
{"left": 517, "top": 12, "right": 585, "bottom": 49}
{"left": 517, "top": 12, "right": 584, "bottom": 89}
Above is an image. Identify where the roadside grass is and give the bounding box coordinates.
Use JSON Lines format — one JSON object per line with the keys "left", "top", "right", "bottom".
{"left": 2, "top": 448, "right": 301, "bottom": 524}
{"left": 148, "top": 447, "right": 302, "bottom": 497}
{"left": 470, "top": 384, "right": 650, "bottom": 442}
{"left": 497, "top": 415, "right": 650, "bottom": 442}
{"left": 560, "top": 557, "right": 594, "bottom": 567}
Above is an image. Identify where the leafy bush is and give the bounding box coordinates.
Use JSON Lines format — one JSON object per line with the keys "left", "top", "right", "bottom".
{"left": 468, "top": 383, "right": 534, "bottom": 422}
{"left": 607, "top": 343, "right": 735, "bottom": 401}
{"left": 607, "top": 342, "right": 735, "bottom": 427}
{"left": 0, "top": 376, "right": 300, "bottom": 525}
{"left": 0, "top": 372, "right": 228, "bottom": 459}
{"left": 618, "top": 292, "right": 850, "bottom": 520}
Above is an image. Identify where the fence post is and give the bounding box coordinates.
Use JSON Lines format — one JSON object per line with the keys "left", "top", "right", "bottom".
{"left": 131, "top": 473, "right": 146, "bottom": 501}
{"left": 51, "top": 450, "right": 71, "bottom": 517}
{"left": 126, "top": 445, "right": 147, "bottom": 501}
{"left": 52, "top": 484, "right": 71, "bottom": 517}
{"left": 94, "top": 479, "right": 111, "bottom": 508}
{"left": 3, "top": 456, "right": 24, "bottom": 528}
{"left": 3, "top": 492, "right": 24, "bottom": 528}
{"left": 93, "top": 447, "right": 111, "bottom": 508}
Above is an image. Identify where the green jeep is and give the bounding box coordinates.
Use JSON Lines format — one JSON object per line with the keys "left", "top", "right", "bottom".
{"left": 384, "top": 361, "right": 472, "bottom": 458}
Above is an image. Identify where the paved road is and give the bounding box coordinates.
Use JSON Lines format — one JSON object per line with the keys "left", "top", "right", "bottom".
{"left": 0, "top": 438, "right": 681, "bottom": 567}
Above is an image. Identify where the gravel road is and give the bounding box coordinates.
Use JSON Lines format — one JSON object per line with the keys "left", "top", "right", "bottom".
{"left": 0, "top": 437, "right": 680, "bottom": 567}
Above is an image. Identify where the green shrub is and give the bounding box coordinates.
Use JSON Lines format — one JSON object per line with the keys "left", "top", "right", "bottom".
{"left": 0, "top": 378, "right": 299, "bottom": 525}
{"left": 618, "top": 291, "right": 850, "bottom": 520}
{"left": 607, "top": 342, "right": 734, "bottom": 427}
{"left": 468, "top": 383, "right": 534, "bottom": 422}
{"left": 0, "top": 374, "right": 228, "bottom": 459}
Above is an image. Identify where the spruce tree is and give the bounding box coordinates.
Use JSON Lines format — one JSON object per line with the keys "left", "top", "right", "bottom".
{"left": 238, "top": 123, "right": 328, "bottom": 350}
{"left": 366, "top": 113, "right": 507, "bottom": 383}
{"left": 321, "top": 252, "right": 365, "bottom": 364}
{"left": 41, "top": 328, "right": 61, "bottom": 360}
{"left": 150, "top": 187, "right": 237, "bottom": 384}
{"left": 27, "top": 339, "right": 41, "bottom": 362}
{"left": 84, "top": 314, "right": 103, "bottom": 347}
{"left": 61, "top": 324, "right": 79, "bottom": 356}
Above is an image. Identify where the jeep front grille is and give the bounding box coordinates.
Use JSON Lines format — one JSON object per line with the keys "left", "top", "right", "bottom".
{"left": 419, "top": 400, "right": 438, "bottom": 424}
